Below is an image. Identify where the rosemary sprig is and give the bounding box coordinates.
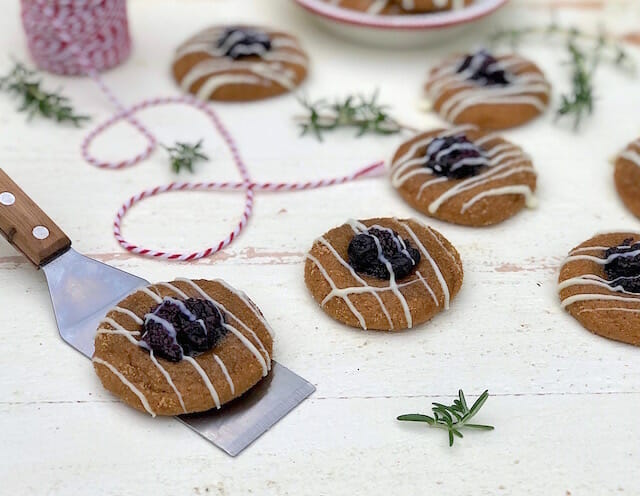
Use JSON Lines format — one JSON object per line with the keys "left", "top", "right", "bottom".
{"left": 297, "top": 91, "right": 403, "bottom": 141}
{"left": 0, "top": 62, "right": 89, "bottom": 126}
{"left": 397, "top": 389, "right": 494, "bottom": 446}
{"left": 162, "top": 140, "right": 209, "bottom": 173}
{"left": 490, "top": 23, "right": 635, "bottom": 130}
{"left": 556, "top": 41, "right": 596, "bottom": 130}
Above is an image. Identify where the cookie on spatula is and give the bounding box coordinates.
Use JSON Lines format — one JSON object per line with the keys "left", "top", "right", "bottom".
{"left": 93, "top": 278, "right": 274, "bottom": 416}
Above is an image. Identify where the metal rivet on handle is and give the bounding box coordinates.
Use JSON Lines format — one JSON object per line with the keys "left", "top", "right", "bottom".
{"left": 32, "top": 225, "right": 50, "bottom": 240}
{"left": 0, "top": 192, "right": 15, "bottom": 206}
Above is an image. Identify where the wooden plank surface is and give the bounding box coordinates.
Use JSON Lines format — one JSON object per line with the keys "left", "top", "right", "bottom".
{"left": 1, "top": 0, "right": 639, "bottom": 494}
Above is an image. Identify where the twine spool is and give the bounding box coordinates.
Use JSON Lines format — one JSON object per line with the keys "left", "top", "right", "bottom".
{"left": 21, "top": 0, "right": 131, "bottom": 75}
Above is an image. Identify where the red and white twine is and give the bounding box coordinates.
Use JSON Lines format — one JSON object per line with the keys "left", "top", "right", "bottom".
{"left": 21, "top": 0, "right": 385, "bottom": 261}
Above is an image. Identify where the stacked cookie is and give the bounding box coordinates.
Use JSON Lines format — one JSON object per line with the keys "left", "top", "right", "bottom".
{"left": 324, "top": 0, "right": 473, "bottom": 16}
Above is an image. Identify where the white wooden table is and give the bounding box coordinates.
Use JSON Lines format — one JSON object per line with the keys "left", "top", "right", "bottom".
{"left": 1, "top": 0, "right": 640, "bottom": 494}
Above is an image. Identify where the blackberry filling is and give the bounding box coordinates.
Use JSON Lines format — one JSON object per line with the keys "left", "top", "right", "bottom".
{"left": 423, "top": 135, "right": 488, "bottom": 180}
{"left": 348, "top": 227, "right": 421, "bottom": 280}
{"left": 457, "top": 49, "right": 510, "bottom": 86}
{"left": 141, "top": 297, "right": 227, "bottom": 362}
{"left": 604, "top": 238, "right": 640, "bottom": 293}
{"left": 216, "top": 27, "right": 271, "bottom": 59}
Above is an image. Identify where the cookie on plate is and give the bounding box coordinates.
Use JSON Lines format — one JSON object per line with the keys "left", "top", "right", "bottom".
{"left": 323, "top": 0, "right": 408, "bottom": 14}
{"left": 304, "top": 217, "right": 463, "bottom": 331}
{"left": 614, "top": 136, "right": 640, "bottom": 219}
{"left": 392, "top": 0, "right": 473, "bottom": 12}
{"left": 93, "top": 278, "right": 274, "bottom": 416}
{"left": 172, "top": 25, "right": 308, "bottom": 101}
{"left": 390, "top": 126, "right": 537, "bottom": 226}
{"left": 425, "top": 50, "right": 551, "bottom": 129}
{"left": 558, "top": 233, "right": 640, "bottom": 346}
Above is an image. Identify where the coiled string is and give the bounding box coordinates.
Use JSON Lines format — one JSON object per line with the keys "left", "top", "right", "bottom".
{"left": 21, "top": 0, "right": 385, "bottom": 260}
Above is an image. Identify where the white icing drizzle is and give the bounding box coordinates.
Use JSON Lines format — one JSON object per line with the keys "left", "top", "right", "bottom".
{"left": 157, "top": 282, "right": 189, "bottom": 299}
{"left": 348, "top": 220, "right": 413, "bottom": 328}
{"left": 173, "top": 279, "right": 272, "bottom": 374}
{"left": 367, "top": 0, "right": 389, "bottom": 13}
{"left": 214, "top": 278, "right": 275, "bottom": 338}
{"left": 426, "top": 54, "right": 550, "bottom": 122}
{"left": 94, "top": 282, "right": 269, "bottom": 414}
{"left": 97, "top": 318, "right": 145, "bottom": 346}
{"left": 183, "top": 356, "right": 221, "bottom": 409}
{"left": 97, "top": 318, "right": 189, "bottom": 412}
{"left": 391, "top": 130, "right": 536, "bottom": 215}
{"left": 398, "top": 220, "right": 451, "bottom": 310}
{"left": 138, "top": 286, "right": 163, "bottom": 304}
{"left": 224, "top": 323, "right": 269, "bottom": 376}
{"left": 306, "top": 219, "right": 452, "bottom": 329}
{"left": 620, "top": 148, "right": 640, "bottom": 168}
{"left": 92, "top": 357, "right": 156, "bottom": 417}
{"left": 578, "top": 307, "right": 640, "bottom": 316}
{"left": 196, "top": 74, "right": 264, "bottom": 100}
{"left": 176, "top": 28, "right": 306, "bottom": 99}
{"left": 415, "top": 270, "right": 438, "bottom": 306}
{"left": 110, "top": 307, "right": 144, "bottom": 325}
{"left": 306, "top": 252, "right": 369, "bottom": 329}
{"left": 559, "top": 244, "right": 640, "bottom": 311}
{"left": 391, "top": 125, "right": 475, "bottom": 176}
{"left": 144, "top": 313, "right": 178, "bottom": 338}
{"left": 317, "top": 236, "right": 394, "bottom": 329}
{"left": 214, "top": 354, "right": 235, "bottom": 394}
{"left": 163, "top": 296, "right": 197, "bottom": 321}
{"left": 562, "top": 293, "right": 640, "bottom": 308}
{"left": 149, "top": 350, "right": 187, "bottom": 413}
{"left": 460, "top": 184, "right": 537, "bottom": 213}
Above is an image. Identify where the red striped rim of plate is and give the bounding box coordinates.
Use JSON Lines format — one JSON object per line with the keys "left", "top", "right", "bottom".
{"left": 293, "top": 0, "right": 509, "bottom": 30}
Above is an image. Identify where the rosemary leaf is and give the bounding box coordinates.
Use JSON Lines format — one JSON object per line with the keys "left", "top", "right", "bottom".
{"left": 490, "top": 23, "right": 635, "bottom": 130}
{"left": 0, "top": 62, "right": 89, "bottom": 126}
{"left": 398, "top": 389, "right": 494, "bottom": 447}
{"left": 297, "top": 91, "right": 403, "bottom": 141}
{"left": 162, "top": 140, "right": 209, "bottom": 174}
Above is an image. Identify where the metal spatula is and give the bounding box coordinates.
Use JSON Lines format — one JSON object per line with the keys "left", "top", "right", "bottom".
{"left": 0, "top": 169, "right": 315, "bottom": 456}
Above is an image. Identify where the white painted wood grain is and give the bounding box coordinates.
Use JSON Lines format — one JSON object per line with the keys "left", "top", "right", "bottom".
{"left": 1, "top": 0, "right": 639, "bottom": 494}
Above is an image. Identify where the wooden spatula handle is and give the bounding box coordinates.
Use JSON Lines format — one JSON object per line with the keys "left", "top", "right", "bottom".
{"left": 0, "top": 169, "right": 71, "bottom": 266}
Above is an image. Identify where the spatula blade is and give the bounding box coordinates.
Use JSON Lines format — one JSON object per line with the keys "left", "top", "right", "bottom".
{"left": 178, "top": 361, "right": 315, "bottom": 456}
{"left": 42, "top": 248, "right": 149, "bottom": 357}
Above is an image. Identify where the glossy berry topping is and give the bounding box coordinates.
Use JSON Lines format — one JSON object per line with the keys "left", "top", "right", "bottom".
{"left": 216, "top": 27, "right": 271, "bottom": 59}
{"left": 604, "top": 238, "right": 640, "bottom": 293}
{"left": 423, "top": 135, "right": 489, "bottom": 180}
{"left": 141, "top": 297, "right": 227, "bottom": 362}
{"left": 457, "top": 50, "right": 510, "bottom": 86}
{"left": 348, "top": 227, "right": 421, "bottom": 280}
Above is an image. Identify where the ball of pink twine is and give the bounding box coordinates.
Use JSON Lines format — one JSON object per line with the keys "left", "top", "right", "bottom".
{"left": 21, "top": 0, "right": 385, "bottom": 261}
{"left": 21, "top": 0, "right": 131, "bottom": 76}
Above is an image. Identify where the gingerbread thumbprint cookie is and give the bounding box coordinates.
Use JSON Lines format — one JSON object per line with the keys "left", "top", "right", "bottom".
{"left": 425, "top": 50, "right": 551, "bottom": 129}
{"left": 614, "top": 136, "right": 640, "bottom": 219}
{"left": 93, "top": 279, "right": 274, "bottom": 416}
{"left": 390, "top": 127, "right": 537, "bottom": 226}
{"left": 304, "top": 218, "right": 463, "bottom": 331}
{"left": 558, "top": 233, "right": 640, "bottom": 346}
{"left": 392, "top": 0, "right": 473, "bottom": 13}
{"left": 322, "top": 0, "right": 408, "bottom": 15}
{"left": 172, "top": 25, "right": 308, "bottom": 101}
